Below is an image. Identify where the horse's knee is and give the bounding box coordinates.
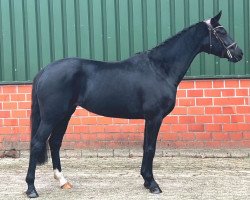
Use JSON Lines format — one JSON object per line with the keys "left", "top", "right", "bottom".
{"left": 143, "top": 147, "right": 156, "bottom": 158}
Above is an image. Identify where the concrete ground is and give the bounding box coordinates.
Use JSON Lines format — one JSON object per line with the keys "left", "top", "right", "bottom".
{"left": 0, "top": 153, "right": 249, "bottom": 200}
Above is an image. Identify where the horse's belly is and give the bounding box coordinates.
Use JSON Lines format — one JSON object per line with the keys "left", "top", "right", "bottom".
{"left": 81, "top": 93, "right": 144, "bottom": 119}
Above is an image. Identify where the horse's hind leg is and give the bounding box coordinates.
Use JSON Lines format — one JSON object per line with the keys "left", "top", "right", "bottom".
{"left": 49, "top": 109, "right": 75, "bottom": 189}
{"left": 26, "top": 121, "right": 54, "bottom": 198}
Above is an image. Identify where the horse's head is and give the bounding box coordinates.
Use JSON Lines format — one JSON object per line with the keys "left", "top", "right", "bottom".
{"left": 202, "top": 11, "right": 243, "bottom": 63}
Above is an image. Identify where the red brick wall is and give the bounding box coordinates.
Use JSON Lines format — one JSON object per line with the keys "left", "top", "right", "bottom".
{"left": 0, "top": 79, "right": 250, "bottom": 151}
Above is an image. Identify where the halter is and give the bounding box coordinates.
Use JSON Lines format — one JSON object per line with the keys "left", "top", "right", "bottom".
{"left": 204, "top": 19, "right": 237, "bottom": 60}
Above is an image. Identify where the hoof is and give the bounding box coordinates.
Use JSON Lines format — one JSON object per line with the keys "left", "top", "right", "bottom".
{"left": 149, "top": 186, "right": 162, "bottom": 194}
{"left": 61, "top": 182, "right": 73, "bottom": 189}
{"left": 26, "top": 189, "right": 39, "bottom": 198}
{"left": 144, "top": 181, "right": 162, "bottom": 194}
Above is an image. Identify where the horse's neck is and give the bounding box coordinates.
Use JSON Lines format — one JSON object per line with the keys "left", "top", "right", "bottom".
{"left": 149, "top": 23, "right": 207, "bottom": 86}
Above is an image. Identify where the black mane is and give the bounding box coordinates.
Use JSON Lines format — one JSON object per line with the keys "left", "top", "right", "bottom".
{"left": 150, "top": 22, "right": 203, "bottom": 52}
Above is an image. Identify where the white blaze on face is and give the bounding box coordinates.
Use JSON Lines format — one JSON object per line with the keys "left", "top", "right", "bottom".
{"left": 54, "top": 169, "right": 68, "bottom": 187}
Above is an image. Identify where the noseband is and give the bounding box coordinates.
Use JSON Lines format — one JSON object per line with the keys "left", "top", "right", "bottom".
{"left": 204, "top": 19, "right": 237, "bottom": 60}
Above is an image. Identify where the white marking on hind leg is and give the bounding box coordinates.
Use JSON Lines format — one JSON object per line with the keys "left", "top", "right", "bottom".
{"left": 54, "top": 169, "right": 68, "bottom": 187}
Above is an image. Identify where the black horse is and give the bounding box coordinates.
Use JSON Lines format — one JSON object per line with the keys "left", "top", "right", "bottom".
{"left": 26, "top": 11, "right": 243, "bottom": 198}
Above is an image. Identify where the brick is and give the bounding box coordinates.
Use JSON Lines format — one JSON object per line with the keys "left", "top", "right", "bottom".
{"left": 188, "top": 124, "right": 204, "bottom": 132}
{"left": 113, "top": 118, "right": 129, "bottom": 124}
{"left": 245, "top": 115, "right": 250, "bottom": 123}
{"left": 64, "top": 134, "right": 81, "bottom": 141}
{"left": 82, "top": 117, "right": 97, "bottom": 125}
{"left": 129, "top": 133, "right": 143, "bottom": 141}
{"left": 221, "top": 89, "right": 235, "bottom": 97}
{"left": 112, "top": 133, "right": 129, "bottom": 141}
{"left": 213, "top": 80, "right": 224, "bottom": 88}
{"left": 187, "top": 90, "right": 203, "bottom": 97}
{"left": 81, "top": 133, "right": 97, "bottom": 141}
{"left": 97, "top": 117, "right": 113, "bottom": 124}
{"left": 4, "top": 119, "right": 18, "bottom": 126}
{"left": 230, "top": 133, "right": 243, "bottom": 141}
{"left": 120, "top": 125, "right": 137, "bottom": 133}
{"left": 222, "top": 106, "right": 236, "bottom": 114}
{"left": 11, "top": 110, "right": 27, "bottom": 118}
{"left": 18, "top": 102, "right": 31, "bottom": 109}
{"left": 213, "top": 115, "right": 231, "bottom": 123}
{"left": 105, "top": 125, "right": 120, "bottom": 133}
{"left": 214, "top": 98, "right": 244, "bottom": 106}
{"left": 129, "top": 119, "right": 144, "bottom": 124}
{"left": 88, "top": 125, "right": 104, "bottom": 133}
{"left": 195, "top": 80, "right": 212, "bottom": 88}
{"left": 176, "top": 90, "right": 186, "bottom": 97}
{"left": 25, "top": 94, "right": 32, "bottom": 101}
{"left": 171, "top": 124, "right": 188, "bottom": 133}
{"left": 231, "top": 115, "right": 244, "bottom": 123}
{"left": 74, "top": 125, "right": 89, "bottom": 133}
{"left": 12, "top": 127, "right": 29, "bottom": 134}
{"left": 240, "top": 79, "right": 250, "bottom": 87}
{"left": 243, "top": 133, "right": 250, "bottom": 140}
{"left": 196, "top": 132, "right": 211, "bottom": 141}
{"left": 205, "top": 107, "right": 222, "bottom": 114}
{"left": 178, "top": 98, "right": 195, "bottom": 106}
{"left": 163, "top": 116, "right": 178, "bottom": 124}
{"left": 223, "top": 141, "right": 243, "bottom": 148}
{"left": 179, "top": 116, "right": 195, "bottom": 124}
{"left": 10, "top": 94, "right": 26, "bottom": 101}
{"left": 17, "top": 85, "right": 31, "bottom": 93}
{"left": 206, "top": 141, "right": 222, "bottom": 148}
{"left": 0, "top": 94, "right": 10, "bottom": 101}
{"left": 171, "top": 107, "right": 187, "bottom": 115}
{"left": 97, "top": 133, "right": 113, "bottom": 141}
{"left": 159, "top": 125, "right": 171, "bottom": 133}
{"left": 68, "top": 117, "right": 82, "bottom": 125}
{"left": 236, "top": 106, "right": 250, "bottom": 114}
{"left": 178, "top": 81, "right": 195, "bottom": 89}
{"left": 205, "top": 124, "right": 222, "bottom": 132}
{"left": 223, "top": 124, "right": 250, "bottom": 132}
{"left": 74, "top": 109, "right": 88, "bottom": 116}
{"left": 236, "top": 89, "right": 248, "bottom": 96}
{"left": 0, "top": 111, "right": 11, "bottom": 118}
{"left": 225, "top": 80, "right": 239, "bottom": 88}
{"left": 242, "top": 141, "right": 250, "bottom": 148}
{"left": 2, "top": 102, "right": 18, "bottom": 110}
{"left": 212, "top": 133, "right": 230, "bottom": 141}
{"left": 2, "top": 86, "right": 17, "bottom": 93}
{"left": 20, "top": 134, "right": 30, "bottom": 142}
{"left": 195, "top": 116, "right": 213, "bottom": 123}
{"left": 0, "top": 127, "right": 12, "bottom": 134}
{"left": 196, "top": 98, "right": 213, "bottom": 106}
{"left": 159, "top": 133, "right": 178, "bottom": 141}
{"left": 188, "top": 107, "right": 204, "bottom": 115}
{"left": 88, "top": 112, "right": 98, "bottom": 116}
{"left": 178, "top": 133, "right": 195, "bottom": 140}
{"left": 204, "top": 89, "right": 221, "bottom": 97}
{"left": 66, "top": 126, "right": 74, "bottom": 134}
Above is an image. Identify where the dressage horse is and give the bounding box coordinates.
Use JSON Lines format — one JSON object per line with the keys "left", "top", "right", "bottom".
{"left": 26, "top": 11, "right": 243, "bottom": 198}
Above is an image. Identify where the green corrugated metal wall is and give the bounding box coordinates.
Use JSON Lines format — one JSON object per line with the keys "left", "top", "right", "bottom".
{"left": 0, "top": 0, "right": 249, "bottom": 83}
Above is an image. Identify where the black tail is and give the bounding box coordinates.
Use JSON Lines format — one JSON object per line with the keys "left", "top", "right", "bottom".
{"left": 30, "top": 70, "right": 48, "bottom": 165}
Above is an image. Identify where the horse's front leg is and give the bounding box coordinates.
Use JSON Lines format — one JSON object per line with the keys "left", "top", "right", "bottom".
{"left": 141, "top": 116, "right": 163, "bottom": 194}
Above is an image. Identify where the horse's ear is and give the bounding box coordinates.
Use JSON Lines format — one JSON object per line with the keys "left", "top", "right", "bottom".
{"left": 211, "top": 11, "right": 222, "bottom": 23}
